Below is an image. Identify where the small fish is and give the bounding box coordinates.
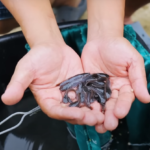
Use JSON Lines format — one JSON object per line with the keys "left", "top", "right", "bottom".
{"left": 60, "top": 73, "right": 111, "bottom": 111}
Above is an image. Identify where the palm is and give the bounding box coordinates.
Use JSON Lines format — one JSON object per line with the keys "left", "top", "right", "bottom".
{"left": 29, "top": 45, "right": 83, "bottom": 119}
{"left": 2, "top": 44, "right": 104, "bottom": 126}
{"left": 82, "top": 37, "right": 149, "bottom": 131}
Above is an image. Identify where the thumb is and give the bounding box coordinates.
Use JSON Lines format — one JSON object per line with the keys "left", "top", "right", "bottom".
{"left": 1, "top": 62, "right": 34, "bottom": 105}
{"left": 129, "top": 53, "right": 150, "bottom": 103}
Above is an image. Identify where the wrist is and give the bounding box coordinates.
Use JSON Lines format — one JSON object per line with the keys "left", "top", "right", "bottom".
{"left": 3, "top": 0, "right": 64, "bottom": 47}
{"left": 25, "top": 17, "right": 65, "bottom": 48}
{"left": 87, "top": 19, "right": 124, "bottom": 42}
{"left": 87, "top": 0, "right": 125, "bottom": 42}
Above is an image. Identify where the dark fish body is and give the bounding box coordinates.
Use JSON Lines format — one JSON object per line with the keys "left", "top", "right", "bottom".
{"left": 60, "top": 73, "right": 111, "bottom": 111}
{"left": 60, "top": 73, "right": 91, "bottom": 91}
{"left": 60, "top": 73, "right": 90, "bottom": 87}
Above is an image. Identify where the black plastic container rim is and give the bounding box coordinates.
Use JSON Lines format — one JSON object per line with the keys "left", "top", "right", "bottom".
{"left": 0, "top": 20, "right": 87, "bottom": 43}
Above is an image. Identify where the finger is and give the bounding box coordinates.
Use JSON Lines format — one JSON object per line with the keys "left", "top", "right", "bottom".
{"left": 129, "top": 53, "right": 150, "bottom": 103}
{"left": 114, "top": 85, "right": 135, "bottom": 119}
{"left": 38, "top": 88, "right": 102, "bottom": 126}
{"left": 90, "top": 101, "right": 102, "bottom": 111}
{"left": 65, "top": 111, "right": 103, "bottom": 126}
{"left": 41, "top": 99, "right": 100, "bottom": 126}
{"left": 66, "top": 104, "right": 104, "bottom": 125}
{"left": 104, "top": 90, "right": 119, "bottom": 131}
{"left": 92, "top": 110, "right": 104, "bottom": 124}
{"left": 90, "top": 101, "right": 104, "bottom": 124}
{"left": 40, "top": 98, "right": 85, "bottom": 121}
{"left": 36, "top": 87, "right": 85, "bottom": 123}
{"left": 80, "top": 107, "right": 98, "bottom": 126}
{"left": 68, "top": 106, "right": 104, "bottom": 126}
{"left": 95, "top": 124, "right": 107, "bottom": 133}
{"left": 1, "top": 61, "right": 33, "bottom": 105}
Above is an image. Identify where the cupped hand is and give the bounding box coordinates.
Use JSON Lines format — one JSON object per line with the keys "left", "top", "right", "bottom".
{"left": 1, "top": 42, "right": 104, "bottom": 126}
{"left": 82, "top": 37, "right": 150, "bottom": 132}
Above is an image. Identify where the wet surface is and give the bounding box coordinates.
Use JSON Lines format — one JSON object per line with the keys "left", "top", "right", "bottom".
{"left": 0, "top": 89, "right": 80, "bottom": 150}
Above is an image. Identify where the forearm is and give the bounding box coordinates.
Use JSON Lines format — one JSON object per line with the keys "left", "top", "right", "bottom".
{"left": 87, "top": 0, "right": 125, "bottom": 41}
{"left": 1, "top": 0, "right": 64, "bottom": 47}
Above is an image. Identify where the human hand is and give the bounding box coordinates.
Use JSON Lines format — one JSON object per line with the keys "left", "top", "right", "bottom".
{"left": 81, "top": 37, "right": 150, "bottom": 132}
{"left": 1, "top": 42, "right": 104, "bottom": 126}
